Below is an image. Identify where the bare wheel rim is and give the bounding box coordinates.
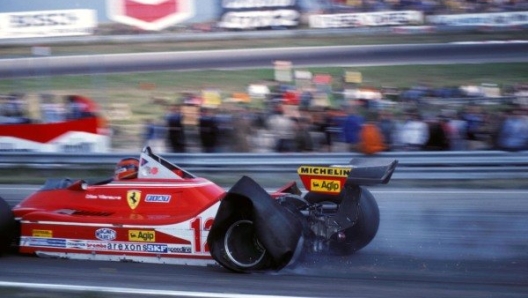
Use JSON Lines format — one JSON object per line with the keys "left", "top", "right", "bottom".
{"left": 224, "top": 220, "right": 266, "bottom": 268}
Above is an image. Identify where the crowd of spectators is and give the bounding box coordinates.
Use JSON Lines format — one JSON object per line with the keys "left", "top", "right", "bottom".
{"left": 143, "top": 93, "right": 528, "bottom": 154}
{"left": 0, "top": 93, "right": 97, "bottom": 124}
{"left": 3, "top": 82, "right": 527, "bottom": 155}
{"left": 322, "top": 0, "right": 528, "bottom": 15}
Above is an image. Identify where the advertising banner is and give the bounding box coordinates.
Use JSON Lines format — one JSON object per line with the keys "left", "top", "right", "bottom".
{"left": 0, "top": 9, "right": 97, "bottom": 38}
{"left": 427, "top": 11, "right": 528, "bottom": 27}
{"left": 309, "top": 10, "right": 423, "bottom": 28}
{"left": 219, "top": 0, "right": 300, "bottom": 30}
{"left": 107, "top": 0, "right": 195, "bottom": 31}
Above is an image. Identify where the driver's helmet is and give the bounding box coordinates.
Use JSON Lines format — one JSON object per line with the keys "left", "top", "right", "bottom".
{"left": 114, "top": 157, "right": 139, "bottom": 180}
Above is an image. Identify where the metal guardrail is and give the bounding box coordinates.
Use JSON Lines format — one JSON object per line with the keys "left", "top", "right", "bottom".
{"left": 1, "top": 151, "right": 528, "bottom": 180}
{"left": 0, "top": 26, "right": 498, "bottom": 47}
{"left": 0, "top": 27, "right": 394, "bottom": 47}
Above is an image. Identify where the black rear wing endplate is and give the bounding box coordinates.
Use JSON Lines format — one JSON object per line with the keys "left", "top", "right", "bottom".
{"left": 346, "top": 159, "right": 398, "bottom": 186}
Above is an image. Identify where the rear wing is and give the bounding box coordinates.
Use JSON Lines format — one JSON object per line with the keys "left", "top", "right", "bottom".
{"left": 298, "top": 159, "right": 398, "bottom": 194}
{"left": 345, "top": 158, "right": 398, "bottom": 185}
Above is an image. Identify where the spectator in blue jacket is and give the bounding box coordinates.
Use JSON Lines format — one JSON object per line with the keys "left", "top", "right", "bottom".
{"left": 342, "top": 103, "right": 364, "bottom": 152}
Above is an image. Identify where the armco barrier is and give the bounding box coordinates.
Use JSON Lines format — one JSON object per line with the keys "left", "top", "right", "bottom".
{"left": 1, "top": 150, "right": 528, "bottom": 180}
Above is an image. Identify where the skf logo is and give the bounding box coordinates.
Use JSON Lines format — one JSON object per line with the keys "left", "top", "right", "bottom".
{"left": 107, "top": 0, "right": 195, "bottom": 31}
{"left": 127, "top": 190, "right": 141, "bottom": 210}
{"left": 311, "top": 179, "right": 341, "bottom": 193}
{"left": 129, "top": 230, "right": 155, "bottom": 242}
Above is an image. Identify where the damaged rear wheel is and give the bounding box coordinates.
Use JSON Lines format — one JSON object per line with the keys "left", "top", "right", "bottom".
{"left": 224, "top": 220, "right": 266, "bottom": 268}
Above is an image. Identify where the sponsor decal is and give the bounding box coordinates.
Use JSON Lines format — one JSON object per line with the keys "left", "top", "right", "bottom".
{"left": 32, "top": 229, "right": 52, "bottom": 238}
{"left": 168, "top": 245, "right": 192, "bottom": 254}
{"left": 311, "top": 179, "right": 341, "bottom": 193}
{"left": 0, "top": 142, "right": 33, "bottom": 152}
{"left": 298, "top": 166, "right": 351, "bottom": 177}
{"left": 0, "top": 9, "right": 97, "bottom": 39}
{"left": 60, "top": 142, "right": 94, "bottom": 153}
{"left": 309, "top": 11, "right": 423, "bottom": 29}
{"left": 107, "top": 0, "right": 195, "bottom": 31}
{"left": 222, "top": 0, "right": 296, "bottom": 9}
{"left": 86, "top": 194, "right": 122, "bottom": 200}
{"left": 87, "top": 241, "right": 109, "bottom": 250}
{"left": 145, "top": 194, "right": 171, "bottom": 203}
{"left": 95, "top": 228, "right": 117, "bottom": 241}
{"left": 219, "top": 0, "right": 300, "bottom": 29}
{"left": 107, "top": 242, "right": 168, "bottom": 253}
{"left": 128, "top": 230, "right": 155, "bottom": 242}
{"left": 141, "top": 166, "right": 159, "bottom": 176}
{"left": 66, "top": 239, "right": 87, "bottom": 249}
{"left": 427, "top": 11, "right": 528, "bottom": 27}
{"left": 23, "top": 237, "right": 66, "bottom": 248}
{"left": 127, "top": 190, "right": 142, "bottom": 210}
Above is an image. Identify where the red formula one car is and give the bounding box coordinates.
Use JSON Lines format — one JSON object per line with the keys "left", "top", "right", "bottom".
{"left": 0, "top": 147, "right": 397, "bottom": 273}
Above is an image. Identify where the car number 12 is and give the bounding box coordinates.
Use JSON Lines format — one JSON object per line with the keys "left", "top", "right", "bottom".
{"left": 190, "top": 217, "right": 214, "bottom": 254}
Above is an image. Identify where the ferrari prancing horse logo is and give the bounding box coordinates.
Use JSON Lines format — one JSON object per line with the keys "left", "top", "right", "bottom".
{"left": 127, "top": 190, "right": 141, "bottom": 210}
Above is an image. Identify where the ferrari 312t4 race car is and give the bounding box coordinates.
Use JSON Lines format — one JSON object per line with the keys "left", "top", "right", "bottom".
{"left": 0, "top": 147, "right": 397, "bottom": 273}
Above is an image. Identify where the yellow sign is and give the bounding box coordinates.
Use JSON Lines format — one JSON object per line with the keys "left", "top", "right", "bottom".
{"left": 345, "top": 71, "right": 362, "bottom": 84}
{"left": 32, "top": 229, "right": 52, "bottom": 238}
{"left": 298, "top": 166, "right": 351, "bottom": 177}
{"left": 127, "top": 190, "right": 141, "bottom": 210}
{"left": 202, "top": 89, "right": 222, "bottom": 107}
{"left": 311, "top": 179, "right": 342, "bottom": 193}
{"left": 128, "top": 230, "right": 155, "bottom": 242}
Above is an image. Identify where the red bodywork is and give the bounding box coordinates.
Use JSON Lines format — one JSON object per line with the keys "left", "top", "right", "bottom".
{"left": 12, "top": 148, "right": 226, "bottom": 266}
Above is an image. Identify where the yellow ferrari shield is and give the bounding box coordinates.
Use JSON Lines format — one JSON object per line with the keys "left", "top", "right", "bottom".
{"left": 127, "top": 190, "right": 141, "bottom": 210}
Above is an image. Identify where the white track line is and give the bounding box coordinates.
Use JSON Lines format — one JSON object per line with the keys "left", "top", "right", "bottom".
{"left": 0, "top": 281, "right": 317, "bottom": 298}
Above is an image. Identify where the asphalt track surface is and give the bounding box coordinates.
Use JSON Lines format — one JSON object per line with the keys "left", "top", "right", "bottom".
{"left": 1, "top": 42, "right": 528, "bottom": 78}
{"left": 1, "top": 185, "right": 527, "bottom": 298}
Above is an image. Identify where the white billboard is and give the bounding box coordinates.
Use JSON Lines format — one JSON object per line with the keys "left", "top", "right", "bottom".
{"left": 0, "top": 9, "right": 97, "bottom": 39}
{"left": 427, "top": 11, "right": 528, "bottom": 27}
{"left": 309, "top": 11, "right": 423, "bottom": 28}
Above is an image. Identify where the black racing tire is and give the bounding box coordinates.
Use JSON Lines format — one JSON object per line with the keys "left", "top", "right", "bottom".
{"left": 0, "top": 197, "right": 15, "bottom": 255}
{"left": 223, "top": 219, "right": 268, "bottom": 268}
{"left": 209, "top": 207, "right": 273, "bottom": 273}
{"left": 328, "top": 187, "right": 380, "bottom": 255}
